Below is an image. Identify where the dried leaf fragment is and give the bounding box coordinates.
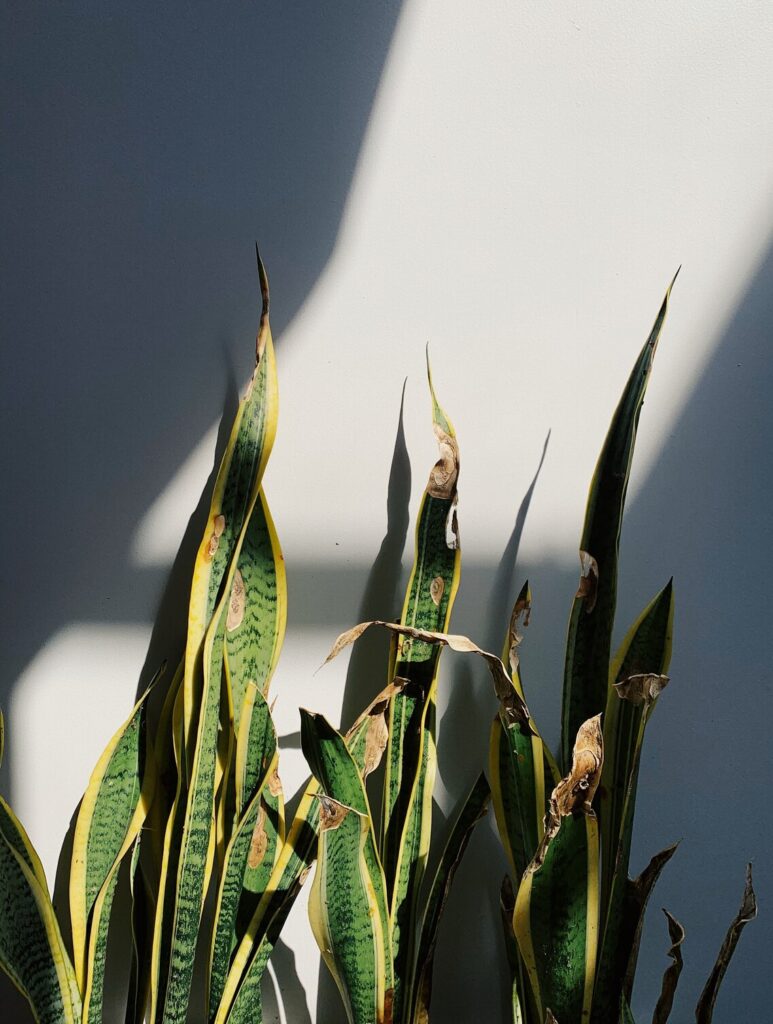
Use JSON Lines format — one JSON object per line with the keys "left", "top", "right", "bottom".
{"left": 322, "top": 620, "right": 531, "bottom": 730}
{"left": 576, "top": 550, "right": 599, "bottom": 613}
{"left": 427, "top": 424, "right": 459, "bottom": 499}
{"left": 528, "top": 714, "right": 603, "bottom": 873}
{"left": 695, "top": 864, "right": 757, "bottom": 1024}
{"left": 506, "top": 581, "right": 531, "bottom": 676}
{"left": 652, "top": 909, "right": 685, "bottom": 1024}
{"left": 267, "top": 767, "right": 283, "bottom": 798}
{"left": 615, "top": 673, "right": 670, "bottom": 706}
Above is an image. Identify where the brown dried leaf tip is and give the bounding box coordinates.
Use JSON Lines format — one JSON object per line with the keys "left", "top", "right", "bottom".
{"left": 427, "top": 424, "right": 459, "bottom": 500}
{"left": 545, "top": 1011, "right": 559, "bottom": 1024}
{"left": 529, "top": 714, "right": 603, "bottom": 873}
{"left": 506, "top": 584, "right": 531, "bottom": 676}
{"left": 576, "top": 550, "right": 599, "bottom": 613}
{"left": 615, "top": 673, "right": 669, "bottom": 707}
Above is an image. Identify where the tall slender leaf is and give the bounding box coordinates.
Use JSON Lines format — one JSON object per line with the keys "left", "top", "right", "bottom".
{"left": 561, "top": 274, "right": 677, "bottom": 770}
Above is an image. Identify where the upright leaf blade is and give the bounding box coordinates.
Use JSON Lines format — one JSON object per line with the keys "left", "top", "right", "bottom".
{"left": 70, "top": 684, "right": 154, "bottom": 991}
{"left": 302, "top": 711, "right": 394, "bottom": 1024}
{"left": 380, "top": 363, "right": 461, "bottom": 1021}
{"left": 0, "top": 831, "right": 81, "bottom": 1024}
{"left": 182, "top": 254, "right": 278, "bottom": 752}
{"left": 409, "top": 773, "right": 491, "bottom": 1024}
{"left": 561, "top": 275, "right": 677, "bottom": 770}
{"left": 514, "top": 716, "right": 604, "bottom": 1022}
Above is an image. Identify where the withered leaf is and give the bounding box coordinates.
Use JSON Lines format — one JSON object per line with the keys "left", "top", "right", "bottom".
{"left": 615, "top": 673, "right": 669, "bottom": 706}
{"left": 576, "top": 550, "right": 599, "bottom": 613}
{"left": 652, "top": 909, "right": 685, "bottom": 1024}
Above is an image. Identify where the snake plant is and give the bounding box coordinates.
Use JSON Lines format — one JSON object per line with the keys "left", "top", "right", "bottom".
{"left": 0, "top": 263, "right": 756, "bottom": 1024}
{"left": 484, "top": 276, "right": 757, "bottom": 1024}
{"left": 302, "top": 362, "right": 492, "bottom": 1024}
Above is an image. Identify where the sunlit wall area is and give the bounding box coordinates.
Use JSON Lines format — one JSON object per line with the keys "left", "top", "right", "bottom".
{"left": 2, "top": 2, "right": 772, "bottom": 1021}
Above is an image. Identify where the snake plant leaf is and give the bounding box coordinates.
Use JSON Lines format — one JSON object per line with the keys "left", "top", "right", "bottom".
{"left": 0, "top": 831, "right": 82, "bottom": 1024}
{"left": 619, "top": 843, "right": 679, "bottom": 1008}
{"left": 182, "top": 252, "right": 278, "bottom": 753}
{"left": 651, "top": 910, "right": 685, "bottom": 1024}
{"left": 561, "top": 273, "right": 678, "bottom": 771}
{"left": 599, "top": 579, "right": 673, "bottom": 914}
{"left": 409, "top": 772, "right": 491, "bottom": 1024}
{"left": 301, "top": 709, "right": 394, "bottom": 1024}
{"left": 224, "top": 488, "right": 286, "bottom": 747}
{"left": 0, "top": 708, "right": 4, "bottom": 768}
{"left": 0, "top": 793, "right": 48, "bottom": 895}
{"left": 491, "top": 583, "right": 560, "bottom": 883}
{"left": 69, "top": 683, "right": 154, "bottom": 992}
{"left": 378, "top": 359, "right": 460, "bottom": 1019}
{"left": 694, "top": 864, "right": 757, "bottom": 1024}
{"left": 213, "top": 681, "right": 402, "bottom": 1024}
{"left": 126, "top": 834, "right": 153, "bottom": 1024}
{"left": 149, "top": 680, "right": 187, "bottom": 1022}
{"left": 514, "top": 716, "right": 603, "bottom": 1023}
{"left": 156, "top": 592, "right": 229, "bottom": 1024}
{"left": 499, "top": 877, "right": 530, "bottom": 1024}
{"left": 620, "top": 998, "right": 638, "bottom": 1024}
{"left": 208, "top": 734, "right": 279, "bottom": 1021}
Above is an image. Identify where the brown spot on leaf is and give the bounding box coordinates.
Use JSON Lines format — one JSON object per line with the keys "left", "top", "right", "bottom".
{"left": 267, "top": 767, "right": 283, "bottom": 798}
{"left": 429, "top": 576, "right": 445, "bottom": 606}
{"left": 363, "top": 713, "right": 389, "bottom": 778}
{"left": 247, "top": 804, "right": 268, "bottom": 869}
{"left": 227, "top": 568, "right": 246, "bottom": 631}
{"left": 318, "top": 795, "right": 350, "bottom": 832}
{"left": 576, "top": 550, "right": 599, "bottom": 613}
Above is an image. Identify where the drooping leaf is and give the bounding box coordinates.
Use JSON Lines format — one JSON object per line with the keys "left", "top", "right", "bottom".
{"left": 620, "top": 844, "right": 680, "bottom": 1005}
{"left": 70, "top": 683, "right": 155, "bottom": 992}
{"left": 514, "top": 716, "right": 603, "bottom": 1023}
{"left": 301, "top": 710, "right": 394, "bottom": 1024}
{"left": 0, "top": 831, "right": 82, "bottom": 1024}
{"left": 694, "top": 865, "right": 757, "bottom": 1024}
{"left": 561, "top": 274, "right": 678, "bottom": 771}
{"left": 652, "top": 909, "right": 685, "bottom": 1024}
{"left": 409, "top": 773, "right": 490, "bottom": 1024}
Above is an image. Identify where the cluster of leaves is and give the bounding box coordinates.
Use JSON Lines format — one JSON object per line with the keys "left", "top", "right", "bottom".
{"left": 0, "top": 261, "right": 757, "bottom": 1024}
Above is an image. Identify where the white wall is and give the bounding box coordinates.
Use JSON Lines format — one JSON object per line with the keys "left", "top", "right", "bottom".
{"left": 2, "top": 2, "right": 771, "bottom": 1020}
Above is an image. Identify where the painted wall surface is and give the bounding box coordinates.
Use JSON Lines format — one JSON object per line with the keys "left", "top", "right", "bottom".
{"left": 2, "top": 2, "right": 771, "bottom": 1020}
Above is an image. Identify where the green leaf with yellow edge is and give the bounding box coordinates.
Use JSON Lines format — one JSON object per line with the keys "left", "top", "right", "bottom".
{"left": 409, "top": 772, "right": 491, "bottom": 1024}
{"left": 598, "top": 579, "right": 673, "bottom": 912}
{"left": 301, "top": 709, "right": 394, "bottom": 1024}
{"left": 514, "top": 715, "right": 603, "bottom": 1023}
{"left": 211, "top": 680, "right": 401, "bottom": 1024}
{"left": 561, "top": 273, "right": 678, "bottom": 771}
{"left": 592, "top": 583, "right": 674, "bottom": 1024}
{"left": 0, "top": 830, "right": 81, "bottom": 1024}
{"left": 378, "top": 360, "right": 461, "bottom": 1021}
{"left": 182, "top": 251, "right": 279, "bottom": 755}
{"left": 69, "top": 682, "right": 155, "bottom": 993}
{"left": 207, "top": 706, "right": 279, "bottom": 1022}
{"left": 490, "top": 582, "right": 560, "bottom": 883}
